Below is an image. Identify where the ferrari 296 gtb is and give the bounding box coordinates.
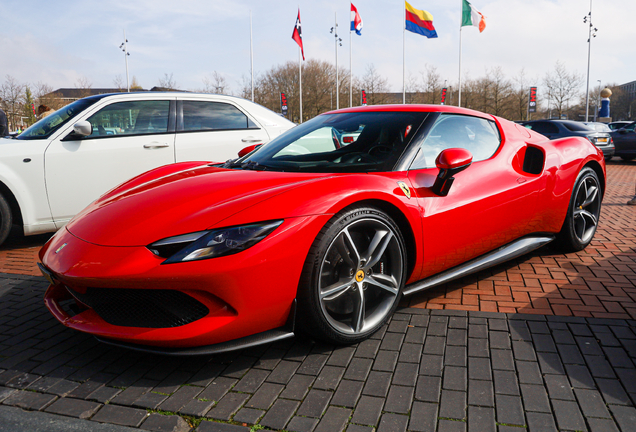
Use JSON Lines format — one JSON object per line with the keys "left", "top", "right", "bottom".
{"left": 39, "top": 105, "right": 605, "bottom": 354}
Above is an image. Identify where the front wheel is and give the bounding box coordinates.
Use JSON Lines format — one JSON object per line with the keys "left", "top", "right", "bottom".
{"left": 554, "top": 167, "right": 602, "bottom": 252}
{"left": 298, "top": 207, "right": 407, "bottom": 344}
{"left": 0, "top": 194, "right": 12, "bottom": 247}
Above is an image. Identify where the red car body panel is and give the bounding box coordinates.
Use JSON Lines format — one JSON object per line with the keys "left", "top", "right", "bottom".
{"left": 40, "top": 105, "right": 606, "bottom": 349}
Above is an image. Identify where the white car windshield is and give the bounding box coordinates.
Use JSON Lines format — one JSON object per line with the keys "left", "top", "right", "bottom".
{"left": 18, "top": 98, "right": 100, "bottom": 140}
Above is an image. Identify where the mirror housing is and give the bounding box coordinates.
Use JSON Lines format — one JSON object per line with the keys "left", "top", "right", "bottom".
{"left": 72, "top": 121, "right": 92, "bottom": 137}
{"left": 432, "top": 148, "right": 473, "bottom": 196}
{"left": 238, "top": 143, "right": 262, "bottom": 158}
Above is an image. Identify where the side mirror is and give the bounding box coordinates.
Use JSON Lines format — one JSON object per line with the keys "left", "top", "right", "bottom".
{"left": 238, "top": 143, "right": 262, "bottom": 158}
{"left": 72, "top": 121, "right": 92, "bottom": 137}
{"left": 432, "top": 148, "right": 473, "bottom": 196}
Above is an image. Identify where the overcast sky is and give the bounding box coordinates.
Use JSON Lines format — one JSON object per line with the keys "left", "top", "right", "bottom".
{"left": 1, "top": 0, "right": 634, "bottom": 95}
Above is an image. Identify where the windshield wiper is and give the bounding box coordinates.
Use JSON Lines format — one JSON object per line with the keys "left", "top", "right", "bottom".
{"left": 221, "top": 158, "right": 243, "bottom": 168}
{"left": 241, "top": 161, "right": 270, "bottom": 171}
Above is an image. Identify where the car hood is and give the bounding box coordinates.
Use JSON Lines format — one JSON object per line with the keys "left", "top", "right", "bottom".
{"left": 66, "top": 165, "right": 333, "bottom": 246}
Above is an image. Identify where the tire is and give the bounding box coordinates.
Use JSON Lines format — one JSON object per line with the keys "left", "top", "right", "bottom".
{"left": 554, "top": 167, "right": 602, "bottom": 252}
{"left": 0, "top": 194, "right": 11, "bottom": 247}
{"left": 298, "top": 206, "right": 407, "bottom": 344}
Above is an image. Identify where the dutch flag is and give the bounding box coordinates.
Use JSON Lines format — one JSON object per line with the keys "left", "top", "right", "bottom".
{"left": 351, "top": 3, "right": 363, "bottom": 35}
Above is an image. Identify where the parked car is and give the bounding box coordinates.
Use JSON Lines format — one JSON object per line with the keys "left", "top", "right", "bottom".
{"left": 40, "top": 105, "right": 605, "bottom": 354}
{"left": 608, "top": 121, "right": 632, "bottom": 130}
{"left": 0, "top": 92, "right": 294, "bottom": 246}
{"left": 583, "top": 122, "right": 611, "bottom": 133}
{"left": 520, "top": 119, "right": 614, "bottom": 160}
{"left": 609, "top": 121, "right": 636, "bottom": 161}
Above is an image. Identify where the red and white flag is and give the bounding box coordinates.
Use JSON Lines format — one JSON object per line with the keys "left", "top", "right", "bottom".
{"left": 292, "top": 9, "right": 305, "bottom": 60}
{"left": 351, "top": 3, "right": 363, "bottom": 35}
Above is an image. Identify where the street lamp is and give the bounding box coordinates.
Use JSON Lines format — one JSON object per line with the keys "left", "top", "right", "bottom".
{"left": 119, "top": 30, "right": 131, "bottom": 92}
{"left": 330, "top": 14, "right": 343, "bottom": 110}
{"left": 583, "top": 1, "right": 598, "bottom": 122}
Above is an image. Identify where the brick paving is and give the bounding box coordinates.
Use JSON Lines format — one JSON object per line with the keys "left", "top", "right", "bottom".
{"left": 0, "top": 161, "right": 635, "bottom": 431}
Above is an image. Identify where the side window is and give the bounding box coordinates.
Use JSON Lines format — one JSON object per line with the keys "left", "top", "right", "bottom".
{"left": 182, "top": 101, "right": 258, "bottom": 131}
{"left": 86, "top": 100, "right": 169, "bottom": 137}
{"left": 528, "top": 122, "right": 559, "bottom": 134}
{"left": 411, "top": 114, "right": 501, "bottom": 169}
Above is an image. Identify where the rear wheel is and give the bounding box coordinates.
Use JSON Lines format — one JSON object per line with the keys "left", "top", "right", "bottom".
{"left": 554, "top": 167, "right": 602, "bottom": 252}
{"left": 298, "top": 206, "right": 406, "bottom": 344}
{"left": 0, "top": 194, "right": 12, "bottom": 247}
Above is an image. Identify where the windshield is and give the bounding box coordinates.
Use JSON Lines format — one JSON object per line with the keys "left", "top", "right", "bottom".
{"left": 241, "top": 111, "right": 428, "bottom": 172}
{"left": 17, "top": 98, "right": 100, "bottom": 140}
{"left": 562, "top": 121, "right": 593, "bottom": 132}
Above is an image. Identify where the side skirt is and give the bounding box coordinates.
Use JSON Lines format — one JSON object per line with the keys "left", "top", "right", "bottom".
{"left": 403, "top": 235, "right": 555, "bottom": 296}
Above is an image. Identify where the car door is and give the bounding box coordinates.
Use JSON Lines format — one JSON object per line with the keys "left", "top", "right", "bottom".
{"left": 612, "top": 122, "right": 636, "bottom": 156}
{"left": 45, "top": 98, "right": 176, "bottom": 225}
{"left": 175, "top": 99, "right": 271, "bottom": 163}
{"left": 407, "top": 114, "right": 541, "bottom": 279}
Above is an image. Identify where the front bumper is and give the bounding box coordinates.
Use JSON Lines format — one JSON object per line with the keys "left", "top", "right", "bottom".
{"left": 40, "top": 215, "right": 328, "bottom": 350}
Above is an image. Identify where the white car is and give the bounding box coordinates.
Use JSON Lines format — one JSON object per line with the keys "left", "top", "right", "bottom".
{"left": 0, "top": 92, "right": 294, "bottom": 245}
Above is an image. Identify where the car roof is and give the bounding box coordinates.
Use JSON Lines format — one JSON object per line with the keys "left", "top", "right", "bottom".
{"left": 324, "top": 104, "right": 496, "bottom": 121}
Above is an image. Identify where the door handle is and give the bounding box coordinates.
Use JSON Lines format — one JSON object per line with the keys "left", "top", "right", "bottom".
{"left": 241, "top": 137, "right": 263, "bottom": 143}
{"left": 143, "top": 142, "right": 169, "bottom": 149}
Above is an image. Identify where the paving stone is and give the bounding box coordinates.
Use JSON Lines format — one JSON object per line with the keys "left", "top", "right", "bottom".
{"left": 616, "top": 368, "right": 636, "bottom": 393}
{"left": 328, "top": 347, "right": 356, "bottom": 367}
{"left": 112, "top": 380, "right": 157, "bottom": 405}
{"left": 569, "top": 323, "right": 593, "bottom": 337}
{"left": 448, "top": 316, "right": 467, "bottom": 329}
{"left": 91, "top": 404, "right": 148, "bottom": 427}
{"left": 596, "top": 378, "right": 632, "bottom": 406}
{"left": 468, "top": 406, "right": 495, "bottom": 432}
{"left": 528, "top": 321, "right": 550, "bottom": 334}
{"left": 408, "top": 401, "right": 438, "bottom": 432}
{"left": 314, "top": 406, "right": 351, "bottom": 432}
{"left": 232, "top": 407, "right": 264, "bottom": 425}
{"left": 380, "top": 333, "right": 405, "bottom": 351}
{"left": 355, "top": 339, "right": 381, "bottom": 358}
{"left": 345, "top": 358, "right": 373, "bottom": 381}
{"left": 586, "top": 418, "right": 620, "bottom": 432}
{"left": 43, "top": 397, "right": 100, "bottom": 419}
{"left": 512, "top": 340, "right": 536, "bottom": 361}
{"left": 399, "top": 343, "right": 422, "bottom": 364}
{"left": 609, "top": 404, "right": 636, "bottom": 432}
{"left": 86, "top": 386, "right": 122, "bottom": 403}
{"left": 287, "top": 415, "right": 319, "bottom": 432}
{"left": 493, "top": 370, "right": 519, "bottom": 396}
{"left": 443, "top": 366, "right": 467, "bottom": 392}
{"left": 373, "top": 351, "right": 399, "bottom": 372}
{"left": 133, "top": 391, "right": 170, "bottom": 409}
{"left": 351, "top": 395, "right": 384, "bottom": 426}
{"left": 415, "top": 375, "right": 441, "bottom": 403}
{"left": 437, "top": 419, "right": 466, "bottom": 432}
{"left": 495, "top": 395, "right": 524, "bottom": 426}
{"left": 545, "top": 374, "right": 575, "bottom": 401}
{"left": 195, "top": 421, "right": 249, "bottom": 431}
{"left": 445, "top": 346, "right": 467, "bottom": 367}
{"left": 67, "top": 380, "right": 105, "bottom": 399}
{"left": 404, "top": 326, "right": 426, "bottom": 344}
{"left": 520, "top": 384, "right": 551, "bottom": 413}
{"left": 313, "top": 365, "right": 345, "bottom": 390}
{"left": 552, "top": 400, "right": 586, "bottom": 432}
{"left": 468, "top": 338, "right": 489, "bottom": 358}
{"left": 515, "top": 360, "right": 541, "bottom": 385}
{"left": 385, "top": 385, "right": 413, "bottom": 414}
{"left": 206, "top": 392, "right": 250, "bottom": 420}
{"left": 423, "top": 336, "right": 446, "bottom": 355}
{"left": 267, "top": 360, "right": 301, "bottom": 384}
{"left": 447, "top": 329, "right": 467, "bottom": 346}
{"left": 332, "top": 379, "right": 364, "bottom": 408}
{"left": 377, "top": 413, "right": 408, "bottom": 432}
{"left": 604, "top": 347, "right": 635, "bottom": 369}
{"left": 362, "top": 371, "right": 392, "bottom": 397}
{"left": 490, "top": 349, "right": 514, "bottom": 371}
{"left": 469, "top": 324, "right": 488, "bottom": 339}
{"left": 564, "top": 364, "right": 595, "bottom": 389}
{"left": 0, "top": 386, "right": 16, "bottom": 403}
{"left": 575, "top": 388, "right": 611, "bottom": 419}
{"left": 419, "top": 354, "right": 443, "bottom": 376}
{"left": 392, "top": 362, "right": 418, "bottom": 387}
{"left": 232, "top": 368, "right": 269, "bottom": 393}
{"left": 488, "top": 319, "right": 507, "bottom": 332}
{"left": 141, "top": 413, "right": 190, "bottom": 432}
{"left": 585, "top": 355, "right": 616, "bottom": 379}
{"left": 245, "top": 382, "right": 284, "bottom": 409}
{"left": 468, "top": 379, "right": 494, "bottom": 407}
{"left": 537, "top": 352, "right": 566, "bottom": 375}
{"left": 468, "top": 357, "right": 492, "bottom": 381}
{"left": 489, "top": 331, "right": 510, "bottom": 350}
{"left": 159, "top": 385, "right": 204, "bottom": 412}
{"left": 297, "top": 389, "right": 332, "bottom": 418}
{"left": 552, "top": 329, "right": 576, "bottom": 345}
{"left": 180, "top": 398, "right": 216, "bottom": 417}
{"left": 439, "top": 390, "right": 466, "bottom": 420}
{"left": 258, "top": 398, "right": 299, "bottom": 431}
{"left": 525, "top": 412, "right": 558, "bottom": 432}
{"left": 2, "top": 389, "right": 57, "bottom": 411}
{"left": 508, "top": 321, "right": 531, "bottom": 341}
{"left": 411, "top": 314, "right": 430, "bottom": 327}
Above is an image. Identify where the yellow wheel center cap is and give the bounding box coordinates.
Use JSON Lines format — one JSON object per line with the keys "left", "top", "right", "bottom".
{"left": 355, "top": 270, "right": 365, "bottom": 282}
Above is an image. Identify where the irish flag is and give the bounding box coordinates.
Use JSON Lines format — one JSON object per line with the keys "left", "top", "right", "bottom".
{"left": 405, "top": 1, "right": 438, "bottom": 38}
{"left": 462, "top": 0, "right": 486, "bottom": 32}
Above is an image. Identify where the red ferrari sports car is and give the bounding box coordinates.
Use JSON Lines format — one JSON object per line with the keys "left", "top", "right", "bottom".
{"left": 39, "top": 105, "right": 605, "bottom": 354}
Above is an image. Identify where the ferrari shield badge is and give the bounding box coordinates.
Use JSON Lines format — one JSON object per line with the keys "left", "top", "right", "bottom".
{"left": 397, "top": 181, "right": 411, "bottom": 199}
{"left": 55, "top": 243, "right": 67, "bottom": 254}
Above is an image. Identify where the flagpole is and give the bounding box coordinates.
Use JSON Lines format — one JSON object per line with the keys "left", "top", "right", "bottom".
{"left": 458, "top": 26, "right": 463, "bottom": 107}
{"left": 250, "top": 10, "right": 254, "bottom": 102}
{"left": 350, "top": 8, "right": 353, "bottom": 108}
{"left": 299, "top": 46, "right": 303, "bottom": 123}
{"left": 403, "top": 4, "right": 406, "bottom": 105}
{"left": 335, "top": 12, "right": 339, "bottom": 110}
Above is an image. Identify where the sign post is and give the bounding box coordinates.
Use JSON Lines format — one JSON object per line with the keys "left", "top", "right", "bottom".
{"left": 440, "top": 88, "right": 447, "bottom": 105}
{"left": 280, "top": 92, "right": 288, "bottom": 117}
{"left": 361, "top": 89, "right": 367, "bottom": 106}
{"left": 527, "top": 87, "right": 537, "bottom": 120}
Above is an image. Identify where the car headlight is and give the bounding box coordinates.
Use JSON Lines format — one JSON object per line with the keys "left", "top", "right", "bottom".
{"left": 148, "top": 220, "right": 283, "bottom": 264}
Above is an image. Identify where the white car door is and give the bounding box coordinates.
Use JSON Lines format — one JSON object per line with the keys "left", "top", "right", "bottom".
{"left": 175, "top": 99, "right": 270, "bottom": 163}
{"left": 45, "top": 98, "right": 176, "bottom": 225}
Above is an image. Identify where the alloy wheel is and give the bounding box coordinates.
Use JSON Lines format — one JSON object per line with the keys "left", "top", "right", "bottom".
{"left": 572, "top": 173, "right": 601, "bottom": 244}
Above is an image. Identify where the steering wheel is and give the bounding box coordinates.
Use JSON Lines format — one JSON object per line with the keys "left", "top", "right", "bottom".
{"left": 368, "top": 145, "right": 393, "bottom": 157}
{"left": 339, "top": 152, "right": 376, "bottom": 164}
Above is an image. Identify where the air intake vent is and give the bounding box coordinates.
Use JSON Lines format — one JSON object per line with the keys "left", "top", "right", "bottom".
{"left": 66, "top": 287, "right": 209, "bottom": 328}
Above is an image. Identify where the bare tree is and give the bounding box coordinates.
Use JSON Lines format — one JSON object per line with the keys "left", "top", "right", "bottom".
{"left": 420, "top": 64, "right": 442, "bottom": 104}
{"left": 362, "top": 64, "right": 390, "bottom": 105}
{"left": 543, "top": 61, "right": 583, "bottom": 119}
{"left": 113, "top": 75, "right": 125, "bottom": 91}
{"left": 202, "top": 71, "right": 229, "bottom": 94}
{"left": 33, "top": 82, "right": 65, "bottom": 111}
{"left": 484, "top": 66, "right": 512, "bottom": 117}
{"left": 0, "top": 75, "right": 25, "bottom": 130}
{"left": 74, "top": 76, "right": 93, "bottom": 99}
{"left": 404, "top": 72, "right": 420, "bottom": 104}
{"left": 158, "top": 73, "right": 178, "bottom": 90}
